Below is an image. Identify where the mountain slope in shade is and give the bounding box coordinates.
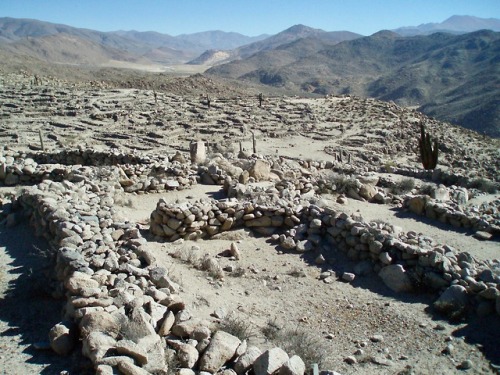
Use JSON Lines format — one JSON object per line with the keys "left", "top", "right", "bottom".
{"left": 207, "top": 30, "right": 500, "bottom": 137}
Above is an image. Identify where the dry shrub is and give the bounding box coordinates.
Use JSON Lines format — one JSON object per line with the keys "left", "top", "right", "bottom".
{"left": 391, "top": 177, "right": 415, "bottom": 195}
{"left": 262, "top": 321, "right": 327, "bottom": 368}
{"left": 219, "top": 314, "right": 256, "bottom": 341}
{"left": 200, "top": 254, "right": 224, "bottom": 280}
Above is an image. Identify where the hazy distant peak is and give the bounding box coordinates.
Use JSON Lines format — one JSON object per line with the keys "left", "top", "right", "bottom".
{"left": 370, "top": 30, "right": 400, "bottom": 38}
{"left": 281, "top": 24, "right": 325, "bottom": 35}
{"left": 394, "top": 15, "right": 500, "bottom": 36}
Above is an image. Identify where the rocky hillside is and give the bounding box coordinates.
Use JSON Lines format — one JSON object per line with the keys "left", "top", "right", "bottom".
{"left": 206, "top": 30, "right": 500, "bottom": 137}
{"left": 0, "top": 71, "right": 499, "bottom": 375}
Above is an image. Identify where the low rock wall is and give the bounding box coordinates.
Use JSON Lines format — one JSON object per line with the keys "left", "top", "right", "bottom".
{"left": 15, "top": 177, "right": 308, "bottom": 374}
{"left": 405, "top": 195, "right": 500, "bottom": 236}
{"left": 0, "top": 150, "right": 198, "bottom": 192}
{"left": 151, "top": 198, "right": 500, "bottom": 318}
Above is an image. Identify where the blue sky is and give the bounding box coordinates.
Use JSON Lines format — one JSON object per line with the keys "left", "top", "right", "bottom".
{"left": 1, "top": 0, "right": 499, "bottom": 36}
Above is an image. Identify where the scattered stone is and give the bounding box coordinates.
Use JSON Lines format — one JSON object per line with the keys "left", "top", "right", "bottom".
{"left": 229, "top": 242, "right": 241, "bottom": 260}
{"left": 342, "top": 272, "right": 355, "bottom": 282}
{"left": 369, "top": 335, "right": 384, "bottom": 343}
{"left": 457, "top": 360, "right": 473, "bottom": 370}
{"left": 344, "top": 356, "right": 357, "bottom": 365}
{"left": 474, "top": 231, "right": 493, "bottom": 241}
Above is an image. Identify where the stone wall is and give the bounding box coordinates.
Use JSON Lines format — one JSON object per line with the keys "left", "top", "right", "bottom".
{"left": 13, "top": 173, "right": 308, "bottom": 374}
{"left": 405, "top": 195, "right": 500, "bottom": 237}
{"left": 150, "top": 198, "right": 500, "bottom": 318}
{"left": 0, "top": 150, "right": 198, "bottom": 192}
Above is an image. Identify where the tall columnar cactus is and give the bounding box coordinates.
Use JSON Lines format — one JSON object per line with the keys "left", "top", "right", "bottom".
{"left": 419, "top": 123, "right": 439, "bottom": 170}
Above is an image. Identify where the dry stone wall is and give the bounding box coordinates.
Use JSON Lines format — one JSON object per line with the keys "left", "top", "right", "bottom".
{"left": 150, "top": 197, "right": 500, "bottom": 318}
{"left": 8, "top": 162, "right": 309, "bottom": 375}
{"left": 2, "top": 146, "right": 500, "bottom": 374}
{"left": 0, "top": 149, "right": 198, "bottom": 192}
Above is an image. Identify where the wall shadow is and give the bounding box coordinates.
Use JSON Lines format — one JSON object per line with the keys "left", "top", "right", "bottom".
{"left": 0, "top": 222, "right": 93, "bottom": 374}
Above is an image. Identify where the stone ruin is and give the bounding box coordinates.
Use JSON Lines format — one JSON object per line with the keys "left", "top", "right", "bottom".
{"left": 1, "top": 146, "right": 499, "bottom": 375}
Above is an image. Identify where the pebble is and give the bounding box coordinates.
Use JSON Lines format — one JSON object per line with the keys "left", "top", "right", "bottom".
{"left": 342, "top": 272, "right": 355, "bottom": 282}
{"left": 344, "top": 356, "right": 357, "bottom": 365}
{"left": 457, "top": 360, "right": 473, "bottom": 370}
{"left": 370, "top": 335, "right": 384, "bottom": 343}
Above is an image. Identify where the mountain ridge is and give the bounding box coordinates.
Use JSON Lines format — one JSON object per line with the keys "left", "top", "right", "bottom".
{"left": 206, "top": 29, "right": 500, "bottom": 137}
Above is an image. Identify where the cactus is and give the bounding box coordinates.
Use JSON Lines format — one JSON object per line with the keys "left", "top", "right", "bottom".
{"left": 419, "top": 123, "right": 438, "bottom": 170}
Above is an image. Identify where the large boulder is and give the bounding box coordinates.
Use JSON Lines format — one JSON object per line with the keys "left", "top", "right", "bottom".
{"left": 407, "top": 195, "right": 428, "bottom": 215}
{"left": 199, "top": 331, "right": 241, "bottom": 373}
{"left": 378, "top": 264, "right": 413, "bottom": 293}
{"left": 432, "top": 185, "right": 450, "bottom": 201}
{"left": 359, "top": 184, "right": 377, "bottom": 201}
{"left": 249, "top": 160, "right": 270, "bottom": 181}
{"left": 434, "top": 285, "right": 469, "bottom": 318}
{"left": 190, "top": 140, "right": 206, "bottom": 164}
{"left": 279, "top": 355, "right": 305, "bottom": 375}
{"left": 253, "top": 347, "right": 289, "bottom": 375}
{"left": 234, "top": 346, "right": 262, "bottom": 374}
{"left": 49, "top": 321, "right": 76, "bottom": 356}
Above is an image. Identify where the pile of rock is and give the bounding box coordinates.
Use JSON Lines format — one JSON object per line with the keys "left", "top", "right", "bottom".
{"left": 150, "top": 198, "right": 301, "bottom": 242}
{"left": 389, "top": 165, "right": 499, "bottom": 192}
{"left": 30, "top": 149, "right": 156, "bottom": 166}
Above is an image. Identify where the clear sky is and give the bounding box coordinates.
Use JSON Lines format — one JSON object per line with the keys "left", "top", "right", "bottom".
{"left": 1, "top": 0, "right": 499, "bottom": 36}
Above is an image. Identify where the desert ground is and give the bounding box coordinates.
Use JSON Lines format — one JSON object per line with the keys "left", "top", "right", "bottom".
{"left": 0, "top": 70, "right": 499, "bottom": 375}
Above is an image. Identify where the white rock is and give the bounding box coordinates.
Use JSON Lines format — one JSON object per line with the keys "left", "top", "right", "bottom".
{"left": 378, "top": 264, "right": 413, "bottom": 293}
{"left": 253, "top": 347, "right": 289, "bottom": 375}
{"left": 199, "top": 330, "right": 241, "bottom": 373}
{"left": 279, "top": 355, "right": 305, "bottom": 375}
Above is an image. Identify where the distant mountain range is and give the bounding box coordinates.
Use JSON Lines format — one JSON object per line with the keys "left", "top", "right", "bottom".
{"left": 394, "top": 15, "right": 500, "bottom": 36}
{"left": 0, "top": 17, "right": 269, "bottom": 65}
{"left": 206, "top": 29, "right": 500, "bottom": 137}
{"left": 0, "top": 15, "right": 499, "bottom": 136}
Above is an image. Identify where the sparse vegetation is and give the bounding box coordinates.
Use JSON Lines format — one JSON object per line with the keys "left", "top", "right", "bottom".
{"left": 287, "top": 266, "right": 307, "bottom": 278}
{"left": 262, "top": 322, "right": 328, "bottom": 368}
{"left": 383, "top": 160, "right": 397, "bottom": 173}
{"left": 469, "top": 177, "right": 498, "bottom": 194}
{"left": 261, "top": 318, "right": 282, "bottom": 342}
{"left": 329, "top": 175, "right": 358, "bottom": 193}
{"left": 219, "top": 314, "right": 256, "bottom": 340}
{"left": 419, "top": 183, "right": 435, "bottom": 196}
{"left": 200, "top": 254, "right": 225, "bottom": 280}
{"left": 391, "top": 177, "right": 415, "bottom": 195}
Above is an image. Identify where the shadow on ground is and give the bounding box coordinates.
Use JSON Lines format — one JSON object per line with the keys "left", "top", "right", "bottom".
{"left": 393, "top": 206, "right": 499, "bottom": 243}
{"left": 269, "top": 230, "right": 500, "bottom": 370}
{"left": 0, "top": 222, "right": 93, "bottom": 374}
